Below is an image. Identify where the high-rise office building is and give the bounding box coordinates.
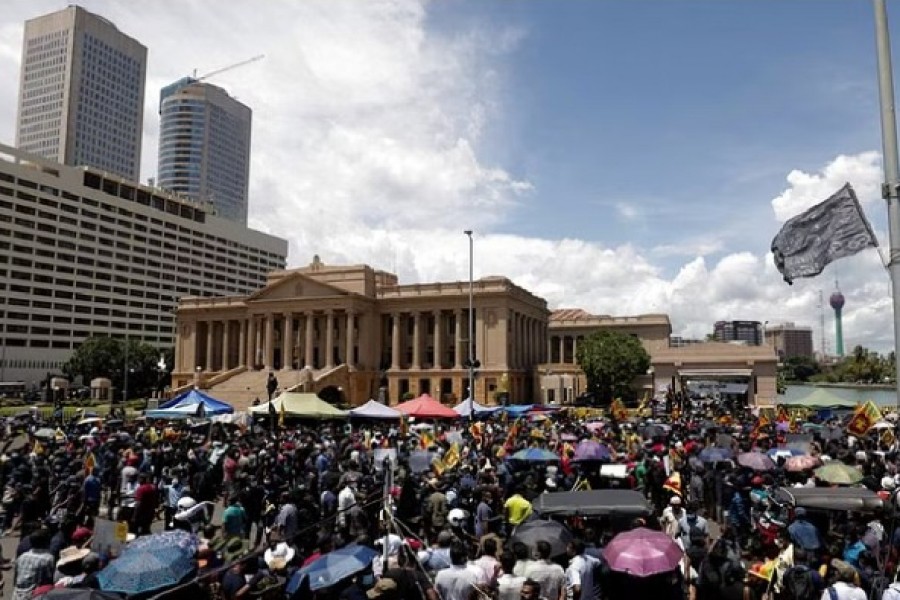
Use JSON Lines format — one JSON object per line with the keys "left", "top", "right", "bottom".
{"left": 764, "top": 322, "right": 814, "bottom": 360}
{"left": 15, "top": 6, "right": 147, "bottom": 181}
{"left": 0, "top": 144, "right": 287, "bottom": 385}
{"left": 157, "top": 78, "right": 252, "bottom": 224}
{"left": 713, "top": 320, "right": 763, "bottom": 345}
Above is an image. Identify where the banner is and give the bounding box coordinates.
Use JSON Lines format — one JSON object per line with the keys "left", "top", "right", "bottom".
{"left": 847, "top": 400, "right": 881, "bottom": 436}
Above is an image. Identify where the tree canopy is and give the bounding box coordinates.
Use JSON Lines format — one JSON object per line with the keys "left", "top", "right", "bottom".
{"left": 63, "top": 337, "right": 173, "bottom": 401}
{"left": 575, "top": 330, "right": 651, "bottom": 403}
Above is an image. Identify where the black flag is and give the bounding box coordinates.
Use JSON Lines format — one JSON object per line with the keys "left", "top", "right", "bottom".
{"left": 771, "top": 183, "right": 877, "bottom": 284}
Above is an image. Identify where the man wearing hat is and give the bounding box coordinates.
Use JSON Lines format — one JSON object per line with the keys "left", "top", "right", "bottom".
{"left": 367, "top": 577, "right": 400, "bottom": 599}
{"left": 54, "top": 546, "right": 100, "bottom": 588}
{"left": 824, "top": 559, "right": 866, "bottom": 600}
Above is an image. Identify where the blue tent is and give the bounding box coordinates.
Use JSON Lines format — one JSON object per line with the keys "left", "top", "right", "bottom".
{"left": 145, "top": 389, "right": 233, "bottom": 419}
{"left": 501, "top": 404, "right": 535, "bottom": 416}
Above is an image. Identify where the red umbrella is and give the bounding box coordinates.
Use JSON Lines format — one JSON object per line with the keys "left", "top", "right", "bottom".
{"left": 394, "top": 394, "right": 459, "bottom": 419}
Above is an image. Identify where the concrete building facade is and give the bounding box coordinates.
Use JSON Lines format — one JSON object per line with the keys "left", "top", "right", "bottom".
{"left": 173, "top": 262, "right": 778, "bottom": 410}
{"left": 15, "top": 6, "right": 147, "bottom": 182}
{"left": 764, "top": 322, "right": 814, "bottom": 361}
{"left": 172, "top": 258, "right": 550, "bottom": 409}
{"left": 0, "top": 144, "right": 287, "bottom": 385}
{"left": 713, "top": 320, "right": 763, "bottom": 346}
{"left": 157, "top": 78, "right": 252, "bottom": 224}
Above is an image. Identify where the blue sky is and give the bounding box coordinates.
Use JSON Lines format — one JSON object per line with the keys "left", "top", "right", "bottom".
{"left": 0, "top": 1, "right": 897, "bottom": 352}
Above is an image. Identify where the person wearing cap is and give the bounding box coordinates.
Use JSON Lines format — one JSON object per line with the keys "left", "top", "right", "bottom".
{"left": 367, "top": 577, "right": 400, "bottom": 600}
{"left": 660, "top": 495, "right": 684, "bottom": 539}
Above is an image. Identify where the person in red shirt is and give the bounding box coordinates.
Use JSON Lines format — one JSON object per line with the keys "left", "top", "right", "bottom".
{"left": 132, "top": 473, "right": 158, "bottom": 536}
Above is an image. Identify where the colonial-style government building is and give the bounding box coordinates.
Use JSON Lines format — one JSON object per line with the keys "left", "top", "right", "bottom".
{"left": 172, "top": 257, "right": 778, "bottom": 410}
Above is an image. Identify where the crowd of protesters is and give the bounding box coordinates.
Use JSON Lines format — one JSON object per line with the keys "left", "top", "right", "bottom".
{"left": 0, "top": 390, "right": 899, "bottom": 600}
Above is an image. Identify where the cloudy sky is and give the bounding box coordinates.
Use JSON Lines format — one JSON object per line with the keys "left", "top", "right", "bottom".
{"left": 0, "top": 1, "right": 897, "bottom": 353}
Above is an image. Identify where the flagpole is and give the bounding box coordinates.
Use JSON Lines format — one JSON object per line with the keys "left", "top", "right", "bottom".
{"left": 874, "top": 0, "right": 900, "bottom": 408}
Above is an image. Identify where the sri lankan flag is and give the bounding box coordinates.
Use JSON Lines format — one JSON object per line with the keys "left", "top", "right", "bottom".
{"left": 776, "top": 405, "right": 790, "bottom": 423}
{"left": 610, "top": 398, "right": 628, "bottom": 422}
{"left": 469, "top": 422, "right": 483, "bottom": 446}
{"left": 847, "top": 400, "right": 881, "bottom": 436}
{"left": 751, "top": 414, "right": 770, "bottom": 438}
{"left": 662, "top": 471, "right": 682, "bottom": 496}
{"left": 443, "top": 443, "right": 461, "bottom": 470}
{"left": 84, "top": 451, "right": 97, "bottom": 475}
{"left": 419, "top": 430, "right": 435, "bottom": 450}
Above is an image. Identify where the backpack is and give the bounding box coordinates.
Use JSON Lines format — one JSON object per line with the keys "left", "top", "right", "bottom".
{"left": 782, "top": 565, "right": 817, "bottom": 600}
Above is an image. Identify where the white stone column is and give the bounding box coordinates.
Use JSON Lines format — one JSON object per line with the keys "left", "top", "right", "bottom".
{"left": 454, "top": 309, "right": 463, "bottom": 369}
{"left": 264, "top": 314, "right": 275, "bottom": 370}
{"left": 345, "top": 311, "right": 355, "bottom": 369}
{"left": 247, "top": 318, "right": 256, "bottom": 367}
{"left": 546, "top": 334, "right": 552, "bottom": 365}
{"left": 411, "top": 311, "right": 421, "bottom": 370}
{"left": 238, "top": 320, "right": 246, "bottom": 368}
{"left": 325, "top": 310, "right": 335, "bottom": 369}
{"left": 222, "top": 320, "right": 230, "bottom": 371}
{"left": 391, "top": 313, "right": 401, "bottom": 369}
{"left": 305, "top": 312, "right": 315, "bottom": 369}
{"left": 559, "top": 336, "right": 565, "bottom": 364}
{"left": 204, "top": 322, "right": 214, "bottom": 371}
{"left": 433, "top": 310, "right": 442, "bottom": 369}
{"left": 282, "top": 314, "right": 293, "bottom": 369}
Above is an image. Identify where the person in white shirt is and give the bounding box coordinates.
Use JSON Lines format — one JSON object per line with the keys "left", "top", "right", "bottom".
{"left": 823, "top": 559, "right": 867, "bottom": 600}
{"left": 524, "top": 540, "right": 566, "bottom": 600}
{"left": 565, "top": 539, "right": 600, "bottom": 600}
{"left": 497, "top": 551, "right": 525, "bottom": 600}
{"left": 660, "top": 496, "right": 684, "bottom": 539}
{"left": 337, "top": 482, "right": 357, "bottom": 529}
{"left": 434, "top": 541, "right": 481, "bottom": 600}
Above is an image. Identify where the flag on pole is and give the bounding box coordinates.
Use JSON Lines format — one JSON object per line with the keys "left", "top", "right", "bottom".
{"left": 610, "top": 398, "right": 628, "bottom": 421}
{"left": 84, "top": 451, "right": 97, "bottom": 475}
{"left": 443, "top": 443, "right": 460, "bottom": 470}
{"left": 847, "top": 400, "right": 882, "bottom": 436}
{"left": 771, "top": 183, "right": 877, "bottom": 284}
{"left": 662, "top": 471, "right": 682, "bottom": 496}
{"left": 776, "top": 406, "right": 790, "bottom": 423}
{"left": 278, "top": 398, "right": 286, "bottom": 428}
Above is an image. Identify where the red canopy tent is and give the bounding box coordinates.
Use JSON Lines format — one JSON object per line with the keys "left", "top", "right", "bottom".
{"left": 394, "top": 394, "right": 459, "bottom": 419}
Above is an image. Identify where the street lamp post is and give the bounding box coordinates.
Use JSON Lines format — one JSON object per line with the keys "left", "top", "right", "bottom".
{"left": 873, "top": 0, "right": 900, "bottom": 408}
{"left": 464, "top": 230, "right": 478, "bottom": 420}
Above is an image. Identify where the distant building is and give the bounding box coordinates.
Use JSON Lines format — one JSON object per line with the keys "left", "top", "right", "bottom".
{"left": 669, "top": 335, "right": 705, "bottom": 348}
{"left": 765, "top": 322, "right": 814, "bottom": 361}
{"left": 15, "top": 6, "right": 147, "bottom": 181}
{"left": 157, "top": 78, "right": 252, "bottom": 224}
{"left": 713, "top": 320, "right": 762, "bottom": 346}
{"left": 0, "top": 144, "right": 287, "bottom": 385}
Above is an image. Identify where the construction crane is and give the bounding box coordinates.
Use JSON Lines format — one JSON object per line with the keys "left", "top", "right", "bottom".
{"left": 191, "top": 54, "right": 265, "bottom": 82}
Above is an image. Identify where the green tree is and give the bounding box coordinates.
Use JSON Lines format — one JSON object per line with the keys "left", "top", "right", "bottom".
{"left": 63, "top": 337, "right": 174, "bottom": 401}
{"left": 780, "top": 355, "right": 821, "bottom": 382}
{"left": 576, "top": 330, "right": 650, "bottom": 403}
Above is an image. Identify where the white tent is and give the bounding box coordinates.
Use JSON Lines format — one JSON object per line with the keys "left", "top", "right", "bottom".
{"left": 349, "top": 400, "right": 402, "bottom": 419}
{"left": 453, "top": 399, "right": 499, "bottom": 417}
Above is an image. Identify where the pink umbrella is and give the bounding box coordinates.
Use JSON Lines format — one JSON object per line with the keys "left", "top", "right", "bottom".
{"left": 602, "top": 527, "right": 683, "bottom": 577}
{"left": 737, "top": 452, "right": 776, "bottom": 472}
{"left": 784, "top": 455, "right": 822, "bottom": 472}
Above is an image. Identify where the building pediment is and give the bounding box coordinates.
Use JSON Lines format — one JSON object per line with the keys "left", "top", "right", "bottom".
{"left": 246, "top": 271, "right": 351, "bottom": 303}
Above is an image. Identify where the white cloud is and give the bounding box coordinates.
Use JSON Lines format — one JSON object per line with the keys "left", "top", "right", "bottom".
{"left": 771, "top": 151, "right": 882, "bottom": 222}
{"left": 0, "top": 2, "right": 895, "bottom": 354}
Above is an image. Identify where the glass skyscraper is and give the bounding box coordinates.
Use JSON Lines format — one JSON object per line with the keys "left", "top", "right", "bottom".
{"left": 15, "top": 6, "right": 147, "bottom": 182}
{"left": 157, "top": 78, "right": 252, "bottom": 224}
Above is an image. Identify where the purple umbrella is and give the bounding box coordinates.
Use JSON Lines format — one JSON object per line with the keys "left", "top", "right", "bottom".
{"left": 736, "top": 452, "right": 776, "bottom": 472}
{"left": 573, "top": 440, "right": 611, "bottom": 462}
{"left": 602, "top": 527, "right": 683, "bottom": 577}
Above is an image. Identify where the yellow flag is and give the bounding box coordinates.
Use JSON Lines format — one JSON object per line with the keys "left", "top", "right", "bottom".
{"left": 84, "top": 452, "right": 96, "bottom": 475}
{"left": 431, "top": 457, "right": 446, "bottom": 476}
{"left": 882, "top": 428, "right": 895, "bottom": 447}
{"left": 33, "top": 439, "right": 44, "bottom": 455}
{"left": 443, "top": 443, "right": 460, "bottom": 470}
{"left": 420, "top": 430, "right": 434, "bottom": 450}
{"left": 278, "top": 398, "right": 286, "bottom": 428}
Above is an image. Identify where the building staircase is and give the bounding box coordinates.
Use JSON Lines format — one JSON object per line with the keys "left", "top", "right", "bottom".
{"left": 204, "top": 365, "right": 353, "bottom": 411}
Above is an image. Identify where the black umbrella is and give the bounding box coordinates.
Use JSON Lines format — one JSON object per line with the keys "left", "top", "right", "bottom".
{"left": 511, "top": 519, "right": 573, "bottom": 557}
{"left": 41, "top": 589, "right": 123, "bottom": 600}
